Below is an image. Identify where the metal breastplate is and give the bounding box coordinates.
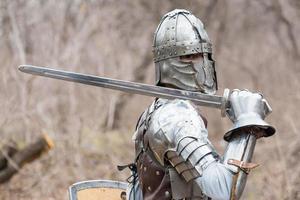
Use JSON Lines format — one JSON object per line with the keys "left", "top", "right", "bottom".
{"left": 134, "top": 99, "right": 210, "bottom": 200}
{"left": 134, "top": 100, "right": 171, "bottom": 200}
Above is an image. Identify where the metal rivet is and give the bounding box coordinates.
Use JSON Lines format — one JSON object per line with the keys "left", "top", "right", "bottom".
{"left": 183, "top": 51, "right": 186, "bottom": 53}
{"left": 172, "top": 26, "right": 175, "bottom": 29}
{"left": 186, "top": 47, "right": 189, "bottom": 49}
{"left": 169, "top": 53, "right": 172, "bottom": 56}
{"left": 148, "top": 186, "right": 152, "bottom": 191}
{"left": 174, "top": 52, "right": 177, "bottom": 55}
{"left": 165, "top": 191, "right": 170, "bottom": 197}
{"left": 156, "top": 171, "right": 160, "bottom": 175}
{"left": 172, "top": 38, "right": 175, "bottom": 40}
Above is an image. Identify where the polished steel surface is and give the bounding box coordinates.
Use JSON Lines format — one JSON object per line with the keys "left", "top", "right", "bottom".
{"left": 138, "top": 93, "right": 275, "bottom": 199}
{"left": 19, "top": 64, "right": 227, "bottom": 111}
{"left": 146, "top": 99, "right": 221, "bottom": 199}
{"left": 153, "top": 9, "right": 212, "bottom": 62}
{"left": 153, "top": 9, "right": 218, "bottom": 94}
{"left": 224, "top": 89, "right": 275, "bottom": 141}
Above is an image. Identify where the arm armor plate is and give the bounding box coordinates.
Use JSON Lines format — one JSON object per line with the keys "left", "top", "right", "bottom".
{"left": 147, "top": 99, "right": 260, "bottom": 199}
{"left": 147, "top": 100, "right": 232, "bottom": 199}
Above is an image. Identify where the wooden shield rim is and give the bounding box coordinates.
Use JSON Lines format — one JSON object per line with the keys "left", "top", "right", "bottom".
{"left": 68, "top": 180, "right": 128, "bottom": 200}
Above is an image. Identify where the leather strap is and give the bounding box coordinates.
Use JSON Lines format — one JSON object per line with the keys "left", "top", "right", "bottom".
{"left": 227, "top": 159, "right": 259, "bottom": 174}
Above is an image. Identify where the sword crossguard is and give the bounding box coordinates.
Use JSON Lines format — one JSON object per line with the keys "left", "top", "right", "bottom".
{"left": 221, "top": 88, "right": 230, "bottom": 117}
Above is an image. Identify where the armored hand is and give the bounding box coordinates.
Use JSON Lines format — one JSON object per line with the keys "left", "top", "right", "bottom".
{"left": 224, "top": 89, "right": 275, "bottom": 141}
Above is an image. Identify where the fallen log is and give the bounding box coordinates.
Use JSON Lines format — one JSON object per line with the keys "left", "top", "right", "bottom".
{"left": 0, "top": 134, "right": 54, "bottom": 183}
{"left": 0, "top": 145, "right": 18, "bottom": 170}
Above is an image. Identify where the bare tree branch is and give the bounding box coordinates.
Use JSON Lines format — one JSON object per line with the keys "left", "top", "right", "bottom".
{"left": 263, "top": 0, "right": 299, "bottom": 57}
{"left": 112, "top": 50, "right": 153, "bottom": 129}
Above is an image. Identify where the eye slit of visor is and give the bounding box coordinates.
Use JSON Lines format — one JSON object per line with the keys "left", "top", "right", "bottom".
{"left": 179, "top": 53, "right": 203, "bottom": 62}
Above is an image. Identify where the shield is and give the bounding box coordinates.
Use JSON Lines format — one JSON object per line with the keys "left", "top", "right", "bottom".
{"left": 69, "top": 180, "right": 128, "bottom": 200}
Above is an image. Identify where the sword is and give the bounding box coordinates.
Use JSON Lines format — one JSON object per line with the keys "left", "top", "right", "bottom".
{"left": 18, "top": 65, "right": 230, "bottom": 117}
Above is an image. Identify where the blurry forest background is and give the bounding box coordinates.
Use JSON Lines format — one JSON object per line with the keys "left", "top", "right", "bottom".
{"left": 0, "top": 0, "right": 299, "bottom": 199}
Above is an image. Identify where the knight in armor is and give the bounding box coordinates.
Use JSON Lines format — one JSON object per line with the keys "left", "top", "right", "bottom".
{"left": 127, "top": 9, "right": 275, "bottom": 200}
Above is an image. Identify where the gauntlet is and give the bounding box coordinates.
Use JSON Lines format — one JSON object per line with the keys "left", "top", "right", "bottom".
{"left": 224, "top": 89, "right": 275, "bottom": 141}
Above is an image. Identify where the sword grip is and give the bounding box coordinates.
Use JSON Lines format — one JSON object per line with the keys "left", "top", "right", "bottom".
{"left": 262, "top": 99, "right": 272, "bottom": 117}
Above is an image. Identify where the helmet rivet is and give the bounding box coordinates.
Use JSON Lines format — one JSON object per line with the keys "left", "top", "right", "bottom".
{"left": 172, "top": 26, "right": 175, "bottom": 29}
{"left": 174, "top": 52, "right": 177, "bottom": 55}
{"left": 165, "top": 191, "right": 170, "bottom": 198}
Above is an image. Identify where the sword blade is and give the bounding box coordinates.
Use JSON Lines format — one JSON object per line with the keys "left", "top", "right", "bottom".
{"left": 18, "top": 65, "right": 227, "bottom": 110}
